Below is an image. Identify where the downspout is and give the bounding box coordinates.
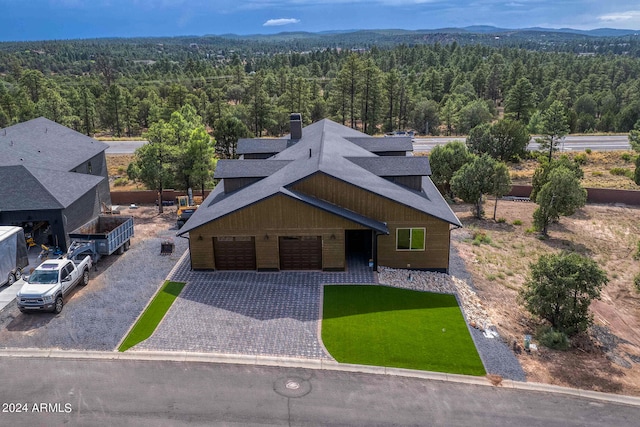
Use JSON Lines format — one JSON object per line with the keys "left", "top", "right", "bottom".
{"left": 373, "top": 224, "right": 388, "bottom": 271}
{"left": 447, "top": 223, "right": 463, "bottom": 275}
{"left": 177, "top": 233, "right": 192, "bottom": 270}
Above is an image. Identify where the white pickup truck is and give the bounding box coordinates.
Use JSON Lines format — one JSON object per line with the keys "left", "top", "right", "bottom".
{"left": 16, "top": 256, "right": 92, "bottom": 314}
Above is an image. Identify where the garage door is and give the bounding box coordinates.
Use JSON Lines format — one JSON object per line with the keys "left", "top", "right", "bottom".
{"left": 214, "top": 236, "right": 256, "bottom": 270}
{"left": 279, "top": 236, "right": 322, "bottom": 270}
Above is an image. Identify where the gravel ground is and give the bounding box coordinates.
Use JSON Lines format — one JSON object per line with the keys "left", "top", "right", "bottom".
{"left": 448, "top": 239, "right": 527, "bottom": 382}
{"left": 0, "top": 227, "right": 188, "bottom": 351}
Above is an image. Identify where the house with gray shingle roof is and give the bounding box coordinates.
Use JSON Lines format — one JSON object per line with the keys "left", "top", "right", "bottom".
{"left": 0, "top": 117, "right": 111, "bottom": 251}
{"left": 179, "top": 117, "right": 461, "bottom": 272}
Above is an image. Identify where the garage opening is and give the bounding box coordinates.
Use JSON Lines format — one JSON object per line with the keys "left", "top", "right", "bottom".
{"left": 214, "top": 236, "right": 256, "bottom": 270}
{"left": 279, "top": 236, "right": 322, "bottom": 270}
{"left": 345, "top": 230, "right": 373, "bottom": 268}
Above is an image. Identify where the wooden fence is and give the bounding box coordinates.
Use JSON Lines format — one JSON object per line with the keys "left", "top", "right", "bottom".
{"left": 509, "top": 185, "right": 640, "bottom": 205}
{"left": 110, "top": 190, "right": 211, "bottom": 205}
{"left": 110, "top": 186, "right": 639, "bottom": 206}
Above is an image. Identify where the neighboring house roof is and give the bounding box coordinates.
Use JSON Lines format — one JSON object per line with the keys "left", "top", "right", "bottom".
{"left": 346, "top": 156, "right": 432, "bottom": 176}
{"left": 236, "top": 138, "right": 288, "bottom": 155}
{"left": 214, "top": 160, "right": 292, "bottom": 179}
{"left": 178, "top": 119, "right": 461, "bottom": 235}
{"left": 0, "top": 117, "right": 109, "bottom": 171}
{"left": 346, "top": 136, "right": 413, "bottom": 153}
{"left": 0, "top": 165, "right": 104, "bottom": 211}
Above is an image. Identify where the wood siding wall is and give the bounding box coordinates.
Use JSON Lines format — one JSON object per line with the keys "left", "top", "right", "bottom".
{"left": 188, "top": 194, "right": 365, "bottom": 270}
{"left": 292, "top": 173, "right": 451, "bottom": 270}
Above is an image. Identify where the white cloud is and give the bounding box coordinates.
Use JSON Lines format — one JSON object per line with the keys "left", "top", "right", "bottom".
{"left": 599, "top": 10, "right": 640, "bottom": 23}
{"left": 263, "top": 18, "right": 300, "bottom": 26}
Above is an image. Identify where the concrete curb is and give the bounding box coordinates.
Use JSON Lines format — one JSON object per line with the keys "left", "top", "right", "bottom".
{"left": 1, "top": 348, "right": 639, "bottom": 407}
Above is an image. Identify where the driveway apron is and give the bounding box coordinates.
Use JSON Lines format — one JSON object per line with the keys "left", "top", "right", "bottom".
{"left": 134, "top": 254, "right": 375, "bottom": 358}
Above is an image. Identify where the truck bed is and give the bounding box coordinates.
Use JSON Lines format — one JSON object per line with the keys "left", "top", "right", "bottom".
{"left": 69, "top": 215, "right": 134, "bottom": 256}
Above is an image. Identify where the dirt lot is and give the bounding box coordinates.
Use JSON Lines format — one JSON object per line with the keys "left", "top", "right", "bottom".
{"left": 509, "top": 151, "right": 638, "bottom": 189}
{"left": 452, "top": 200, "right": 640, "bottom": 395}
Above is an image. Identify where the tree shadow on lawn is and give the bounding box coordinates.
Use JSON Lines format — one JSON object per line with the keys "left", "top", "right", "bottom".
{"left": 322, "top": 285, "right": 461, "bottom": 320}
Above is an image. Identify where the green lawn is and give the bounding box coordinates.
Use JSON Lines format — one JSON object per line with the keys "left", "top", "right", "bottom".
{"left": 119, "top": 281, "right": 185, "bottom": 352}
{"left": 322, "top": 285, "right": 486, "bottom": 376}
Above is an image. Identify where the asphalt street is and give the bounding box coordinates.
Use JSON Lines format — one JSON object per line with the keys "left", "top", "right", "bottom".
{"left": 413, "top": 134, "right": 631, "bottom": 153}
{"left": 104, "top": 140, "right": 147, "bottom": 154}
{"left": 1, "top": 357, "right": 638, "bottom": 426}
{"left": 103, "top": 135, "right": 631, "bottom": 155}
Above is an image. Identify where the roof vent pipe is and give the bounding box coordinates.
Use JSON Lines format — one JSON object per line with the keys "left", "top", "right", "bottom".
{"left": 290, "top": 113, "right": 302, "bottom": 140}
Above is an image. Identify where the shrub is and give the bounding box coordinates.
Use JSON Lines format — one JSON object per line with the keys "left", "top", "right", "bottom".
{"left": 609, "top": 167, "right": 631, "bottom": 176}
{"left": 634, "top": 273, "right": 640, "bottom": 293}
{"left": 525, "top": 227, "right": 535, "bottom": 234}
{"left": 512, "top": 219, "right": 522, "bottom": 225}
{"left": 585, "top": 148, "right": 592, "bottom": 154}
{"left": 621, "top": 153, "right": 632, "bottom": 162}
{"left": 497, "top": 217, "right": 507, "bottom": 223}
{"left": 574, "top": 153, "right": 588, "bottom": 165}
{"left": 537, "top": 326, "right": 569, "bottom": 350}
{"left": 472, "top": 230, "right": 492, "bottom": 245}
{"left": 591, "top": 171, "right": 603, "bottom": 177}
{"left": 113, "top": 177, "right": 129, "bottom": 187}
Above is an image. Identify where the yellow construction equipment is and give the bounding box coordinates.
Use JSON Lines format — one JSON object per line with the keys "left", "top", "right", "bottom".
{"left": 176, "top": 189, "right": 203, "bottom": 229}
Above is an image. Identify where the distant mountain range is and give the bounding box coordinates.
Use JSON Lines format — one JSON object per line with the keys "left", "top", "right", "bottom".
{"left": 460, "top": 26, "right": 638, "bottom": 37}
{"left": 214, "top": 26, "right": 639, "bottom": 45}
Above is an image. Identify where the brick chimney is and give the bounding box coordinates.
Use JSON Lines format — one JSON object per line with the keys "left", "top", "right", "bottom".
{"left": 290, "top": 113, "right": 302, "bottom": 140}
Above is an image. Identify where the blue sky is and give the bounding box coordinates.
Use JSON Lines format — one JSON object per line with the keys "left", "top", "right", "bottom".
{"left": 1, "top": 0, "right": 639, "bottom": 41}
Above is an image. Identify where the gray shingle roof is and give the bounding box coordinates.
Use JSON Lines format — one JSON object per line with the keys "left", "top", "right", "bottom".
{"left": 346, "top": 156, "right": 432, "bottom": 176}
{"left": 236, "top": 138, "right": 288, "bottom": 155}
{"left": 214, "top": 160, "right": 292, "bottom": 179}
{"left": 0, "top": 117, "right": 109, "bottom": 171}
{"left": 346, "top": 136, "right": 413, "bottom": 153}
{"left": 178, "top": 119, "right": 461, "bottom": 235}
{"left": 0, "top": 165, "right": 104, "bottom": 211}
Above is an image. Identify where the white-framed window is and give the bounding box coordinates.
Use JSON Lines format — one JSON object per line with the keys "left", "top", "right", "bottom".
{"left": 396, "top": 228, "right": 425, "bottom": 251}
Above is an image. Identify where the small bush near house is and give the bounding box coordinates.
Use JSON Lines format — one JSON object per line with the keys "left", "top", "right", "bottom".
{"left": 472, "top": 230, "right": 492, "bottom": 245}
{"left": 497, "top": 217, "right": 507, "bottom": 223}
{"left": 537, "top": 326, "right": 569, "bottom": 350}
{"left": 574, "top": 153, "right": 588, "bottom": 165}
{"left": 113, "top": 177, "right": 129, "bottom": 187}
{"left": 610, "top": 167, "right": 631, "bottom": 176}
{"left": 585, "top": 148, "right": 592, "bottom": 154}
{"left": 512, "top": 219, "right": 523, "bottom": 226}
{"left": 621, "top": 153, "right": 632, "bottom": 162}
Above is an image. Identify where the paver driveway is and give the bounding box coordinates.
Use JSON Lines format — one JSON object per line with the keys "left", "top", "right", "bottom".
{"left": 134, "top": 254, "right": 375, "bottom": 358}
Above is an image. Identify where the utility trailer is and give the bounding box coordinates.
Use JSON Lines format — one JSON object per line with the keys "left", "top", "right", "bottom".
{"left": 67, "top": 215, "right": 134, "bottom": 264}
{"left": 0, "top": 226, "right": 29, "bottom": 287}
